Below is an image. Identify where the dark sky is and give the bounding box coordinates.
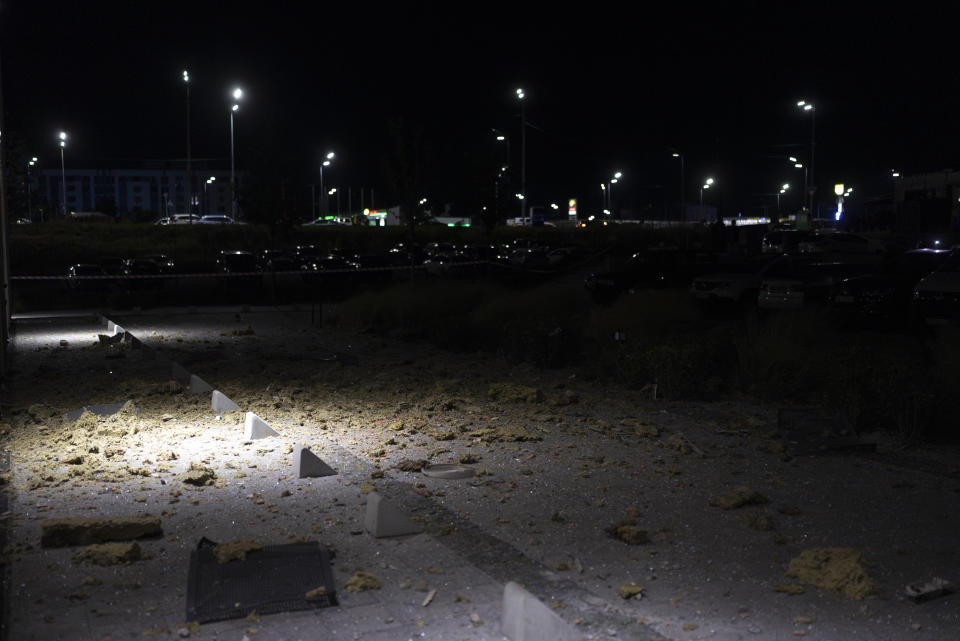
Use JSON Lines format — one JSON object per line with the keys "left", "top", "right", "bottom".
{"left": 2, "top": 1, "right": 957, "bottom": 217}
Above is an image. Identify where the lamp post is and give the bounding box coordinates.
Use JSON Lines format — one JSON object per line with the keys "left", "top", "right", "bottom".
{"left": 229, "top": 87, "right": 242, "bottom": 221}
{"left": 670, "top": 151, "right": 685, "bottom": 221}
{"left": 58, "top": 132, "right": 67, "bottom": 216}
{"left": 26, "top": 157, "right": 37, "bottom": 221}
{"left": 796, "top": 100, "right": 816, "bottom": 215}
{"left": 183, "top": 70, "right": 191, "bottom": 219}
{"left": 492, "top": 130, "right": 509, "bottom": 222}
{"left": 204, "top": 176, "right": 215, "bottom": 214}
{"left": 516, "top": 88, "right": 527, "bottom": 224}
{"left": 607, "top": 171, "right": 623, "bottom": 218}
{"left": 319, "top": 151, "right": 334, "bottom": 216}
{"left": 699, "top": 177, "right": 714, "bottom": 220}
{"left": 777, "top": 183, "right": 790, "bottom": 214}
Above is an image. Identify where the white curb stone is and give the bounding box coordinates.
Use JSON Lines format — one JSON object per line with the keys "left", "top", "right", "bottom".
{"left": 364, "top": 491, "right": 420, "bottom": 538}
{"left": 211, "top": 390, "right": 240, "bottom": 413}
{"left": 502, "top": 581, "right": 580, "bottom": 641}
{"left": 189, "top": 374, "right": 213, "bottom": 394}
{"left": 244, "top": 412, "right": 279, "bottom": 440}
{"left": 294, "top": 446, "right": 337, "bottom": 478}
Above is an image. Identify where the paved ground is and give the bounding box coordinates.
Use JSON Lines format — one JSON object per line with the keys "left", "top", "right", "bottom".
{"left": 1, "top": 306, "right": 958, "bottom": 641}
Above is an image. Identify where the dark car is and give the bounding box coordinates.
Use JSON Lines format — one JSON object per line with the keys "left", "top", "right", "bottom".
{"left": 587, "top": 249, "right": 716, "bottom": 303}
{"left": 120, "top": 257, "right": 163, "bottom": 290}
{"left": 217, "top": 250, "right": 259, "bottom": 273}
{"left": 830, "top": 249, "right": 951, "bottom": 323}
{"left": 761, "top": 229, "right": 813, "bottom": 254}
{"left": 66, "top": 263, "right": 112, "bottom": 291}
{"left": 257, "top": 249, "right": 298, "bottom": 272}
{"left": 143, "top": 254, "right": 176, "bottom": 274}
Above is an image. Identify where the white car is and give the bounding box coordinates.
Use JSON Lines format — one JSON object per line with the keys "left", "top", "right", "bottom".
{"left": 913, "top": 253, "right": 960, "bottom": 323}
{"left": 797, "top": 231, "right": 886, "bottom": 255}
{"left": 690, "top": 256, "right": 789, "bottom": 303}
{"left": 200, "top": 215, "right": 240, "bottom": 225}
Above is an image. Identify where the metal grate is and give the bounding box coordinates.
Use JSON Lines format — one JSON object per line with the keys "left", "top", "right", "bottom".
{"left": 186, "top": 540, "right": 337, "bottom": 624}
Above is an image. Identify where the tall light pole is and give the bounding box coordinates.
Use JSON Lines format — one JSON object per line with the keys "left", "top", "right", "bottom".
{"left": 777, "top": 183, "right": 790, "bottom": 213}
{"left": 516, "top": 88, "right": 527, "bottom": 224}
{"left": 700, "top": 177, "right": 714, "bottom": 220}
{"left": 671, "top": 151, "right": 685, "bottom": 222}
{"left": 608, "top": 171, "right": 622, "bottom": 218}
{"left": 58, "top": 131, "right": 67, "bottom": 216}
{"left": 319, "top": 151, "right": 334, "bottom": 216}
{"left": 26, "top": 157, "right": 37, "bottom": 221}
{"left": 797, "top": 100, "right": 816, "bottom": 215}
{"left": 205, "top": 176, "right": 215, "bottom": 214}
{"left": 183, "top": 70, "right": 191, "bottom": 219}
{"left": 229, "top": 87, "right": 242, "bottom": 220}
{"left": 492, "top": 130, "right": 509, "bottom": 222}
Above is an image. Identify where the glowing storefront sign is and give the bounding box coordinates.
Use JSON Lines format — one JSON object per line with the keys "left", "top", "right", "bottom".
{"left": 568, "top": 198, "right": 577, "bottom": 217}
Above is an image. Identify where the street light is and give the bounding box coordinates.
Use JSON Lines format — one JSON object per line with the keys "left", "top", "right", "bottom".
{"left": 700, "top": 177, "right": 714, "bottom": 220}
{"left": 319, "top": 151, "right": 335, "bottom": 217}
{"left": 797, "top": 100, "right": 816, "bottom": 215}
{"left": 58, "top": 131, "right": 67, "bottom": 216}
{"left": 492, "top": 130, "right": 510, "bottom": 221}
{"left": 204, "top": 176, "right": 216, "bottom": 214}
{"left": 777, "top": 183, "right": 790, "bottom": 211}
{"left": 229, "top": 87, "right": 243, "bottom": 220}
{"left": 670, "top": 150, "right": 685, "bottom": 222}
{"left": 516, "top": 88, "right": 527, "bottom": 224}
{"left": 26, "top": 157, "right": 37, "bottom": 221}
{"left": 183, "top": 70, "right": 192, "bottom": 220}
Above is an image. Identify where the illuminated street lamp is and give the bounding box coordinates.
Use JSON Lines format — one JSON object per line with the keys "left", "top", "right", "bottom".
{"left": 777, "top": 183, "right": 790, "bottom": 211}
{"left": 516, "top": 88, "right": 527, "bottom": 223}
{"left": 319, "top": 151, "right": 335, "bottom": 216}
{"left": 27, "top": 157, "right": 38, "bottom": 221}
{"left": 700, "top": 177, "right": 714, "bottom": 219}
{"left": 796, "top": 100, "right": 816, "bottom": 214}
{"left": 58, "top": 131, "right": 67, "bottom": 216}
{"left": 183, "top": 70, "right": 192, "bottom": 220}
{"left": 204, "top": 176, "right": 216, "bottom": 214}
{"left": 229, "top": 87, "right": 243, "bottom": 220}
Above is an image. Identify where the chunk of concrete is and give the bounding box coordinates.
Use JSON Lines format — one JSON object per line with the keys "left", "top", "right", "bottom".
{"left": 41, "top": 515, "right": 162, "bottom": 548}
{"left": 364, "top": 491, "right": 419, "bottom": 538}
{"left": 190, "top": 374, "right": 213, "bottom": 394}
{"left": 171, "top": 361, "right": 191, "bottom": 382}
{"left": 295, "top": 446, "right": 337, "bottom": 478}
{"left": 244, "top": 412, "right": 278, "bottom": 440}
{"left": 211, "top": 390, "right": 240, "bottom": 413}
{"left": 502, "top": 581, "right": 579, "bottom": 641}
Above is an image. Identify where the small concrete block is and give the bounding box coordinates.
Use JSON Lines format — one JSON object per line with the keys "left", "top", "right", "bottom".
{"left": 295, "top": 446, "right": 337, "bottom": 478}
{"left": 364, "top": 491, "right": 419, "bottom": 538}
{"left": 189, "top": 374, "right": 213, "bottom": 394}
{"left": 211, "top": 390, "right": 240, "bottom": 413}
{"left": 106, "top": 320, "right": 118, "bottom": 333}
{"left": 244, "top": 412, "right": 278, "bottom": 439}
{"left": 502, "top": 581, "right": 579, "bottom": 641}
{"left": 171, "top": 361, "right": 190, "bottom": 382}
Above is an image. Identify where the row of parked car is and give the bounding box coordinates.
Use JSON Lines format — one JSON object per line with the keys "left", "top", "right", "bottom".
{"left": 154, "top": 214, "right": 244, "bottom": 225}
{"left": 64, "top": 239, "right": 590, "bottom": 291}
{"left": 587, "top": 240, "right": 960, "bottom": 326}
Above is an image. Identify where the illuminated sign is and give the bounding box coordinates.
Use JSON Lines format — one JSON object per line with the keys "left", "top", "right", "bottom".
{"left": 568, "top": 198, "right": 577, "bottom": 217}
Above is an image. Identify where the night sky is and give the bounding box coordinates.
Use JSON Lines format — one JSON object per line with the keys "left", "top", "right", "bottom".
{"left": 2, "top": 2, "right": 957, "bottom": 218}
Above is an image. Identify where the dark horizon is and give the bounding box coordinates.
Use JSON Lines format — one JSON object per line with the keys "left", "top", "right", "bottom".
{"left": 3, "top": 2, "right": 959, "bottom": 219}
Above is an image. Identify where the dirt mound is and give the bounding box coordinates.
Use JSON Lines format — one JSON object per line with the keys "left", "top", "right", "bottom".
{"left": 786, "top": 547, "right": 876, "bottom": 599}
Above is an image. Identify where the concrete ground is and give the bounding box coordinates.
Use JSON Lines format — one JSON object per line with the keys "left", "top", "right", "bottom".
{"left": 1, "top": 306, "right": 958, "bottom": 641}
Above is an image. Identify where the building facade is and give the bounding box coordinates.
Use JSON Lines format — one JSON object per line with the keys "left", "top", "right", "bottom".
{"left": 36, "top": 161, "right": 242, "bottom": 219}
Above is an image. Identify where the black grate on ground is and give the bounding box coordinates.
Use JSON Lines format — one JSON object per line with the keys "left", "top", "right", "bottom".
{"left": 186, "top": 541, "right": 337, "bottom": 624}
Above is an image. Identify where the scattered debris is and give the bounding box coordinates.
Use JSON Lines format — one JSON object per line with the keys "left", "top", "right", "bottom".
{"left": 469, "top": 425, "right": 542, "bottom": 442}
{"left": 422, "top": 588, "right": 437, "bottom": 607}
{"left": 606, "top": 519, "right": 649, "bottom": 545}
{"left": 305, "top": 586, "right": 327, "bottom": 600}
{"left": 213, "top": 540, "right": 263, "bottom": 563}
{"left": 741, "top": 510, "right": 775, "bottom": 531}
{"left": 905, "top": 577, "right": 955, "bottom": 603}
{"left": 345, "top": 570, "right": 382, "bottom": 592}
{"left": 710, "top": 486, "right": 770, "bottom": 510}
{"left": 180, "top": 462, "right": 216, "bottom": 486}
{"left": 72, "top": 542, "right": 143, "bottom": 565}
{"left": 786, "top": 548, "right": 876, "bottom": 599}
{"left": 618, "top": 585, "right": 645, "bottom": 599}
{"left": 41, "top": 515, "right": 162, "bottom": 547}
{"left": 773, "top": 583, "right": 806, "bottom": 595}
{"left": 393, "top": 459, "right": 429, "bottom": 472}
{"left": 487, "top": 383, "right": 543, "bottom": 403}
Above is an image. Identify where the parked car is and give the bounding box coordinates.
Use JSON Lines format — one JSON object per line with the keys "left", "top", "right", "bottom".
{"left": 257, "top": 249, "right": 298, "bottom": 272}
{"left": 66, "top": 264, "right": 111, "bottom": 291}
{"left": 120, "top": 257, "right": 163, "bottom": 290}
{"left": 587, "top": 249, "right": 713, "bottom": 303}
{"left": 100, "top": 257, "right": 125, "bottom": 276}
{"left": 142, "top": 254, "right": 176, "bottom": 274}
{"left": 797, "top": 231, "right": 886, "bottom": 255}
{"left": 761, "top": 229, "right": 813, "bottom": 254}
{"left": 156, "top": 213, "right": 203, "bottom": 225}
{"left": 829, "top": 249, "right": 951, "bottom": 322}
{"left": 216, "top": 250, "right": 259, "bottom": 274}
{"left": 758, "top": 260, "right": 876, "bottom": 310}
{"left": 200, "top": 215, "right": 241, "bottom": 225}
{"left": 690, "top": 255, "right": 787, "bottom": 304}
{"left": 912, "top": 251, "right": 960, "bottom": 324}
